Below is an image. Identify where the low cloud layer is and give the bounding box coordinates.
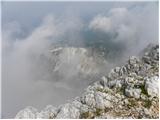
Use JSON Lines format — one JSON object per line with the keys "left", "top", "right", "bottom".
{"left": 2, "top": 2, "right": 158, "bottom": 118}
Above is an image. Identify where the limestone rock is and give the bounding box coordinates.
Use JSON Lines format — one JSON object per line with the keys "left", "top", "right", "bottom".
{"left": 95, "top": 91, "right": 111, "bottom": 109}
{"left": 144, "top": 76, "right": 159, "bottom": 98}
{"left": 125, "top": 88, "right": 141, "bottom": 99}
{"left": 55, "top": 103, "right": 80, "bottom": 119}
{"left": 15, "top": 106, "right": 38, "bottom": 119}
{"left": 100, "top": 76, "right": 109, "bottom": 87}
{"left": 81, "top": 91, "right": 96, "bottom": 108}
{"left": 71, "top": 98, "right": 83, "bottom": 109}
{"left": 37, "top": 105, "right": 58, "bottom": 119}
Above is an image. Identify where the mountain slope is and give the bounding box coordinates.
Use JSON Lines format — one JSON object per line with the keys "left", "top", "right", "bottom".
{"left": 32, "top": 46, "right": 109, "bottom": 82}
{"left": 15, "top": 45, "right": 159, "bottom": 119}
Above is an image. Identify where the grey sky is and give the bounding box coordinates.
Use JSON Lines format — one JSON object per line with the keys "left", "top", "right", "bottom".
{"left": 2, "top": 2, "right": 147, "bottom": 32}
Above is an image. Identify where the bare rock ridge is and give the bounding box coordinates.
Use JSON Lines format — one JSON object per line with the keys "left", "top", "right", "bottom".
{"left": 15, "top": 45, "right": 159, "bottom": 119}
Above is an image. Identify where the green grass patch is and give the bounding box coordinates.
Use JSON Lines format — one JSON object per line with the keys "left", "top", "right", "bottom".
{"left": 144, "top": 99, "right": 152, "bottom": 108}
{"left": 95, "top": 108, "right": 103, "bottom": 116}
{"left": 80, "top": 111, "right": 94, "bottom": 119}
{"left": 138, "top": 84, "right": 150, "bottom": 97}
{"left": 128, "top": 99, "right": 137, "bottom": 108}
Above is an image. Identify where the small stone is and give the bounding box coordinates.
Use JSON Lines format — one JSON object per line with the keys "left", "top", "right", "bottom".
{"left": 80, "top": 104, "right": 89, "bottom": 114}
{"left": 116, "top": 80, "right": 124, "bottom": 88}
{"left": 144, "top": 108, "right": 150, "bottom": 115}
{"left": 115, "top": 67, "right": 121, "bottom": 73}
{"left": 140, "top": 94, "right": 148, "bottom": 100}
{"left": 95, "top": 91, "right": 112, "bottom": 109}
{"left": 95, "top": 92, "right": 106, "bottom": 109}
{"left": 120, "top": 66, "right": 128, "bottom": 75}
{"left": 108, "top": 80, "right": 117, "bottom": 88}
{"left": 125, "top": 88, "right": 141, "bottom": 99}
{"left": 144, "top": 76, "right": 159, "bottom": 98}
{"left": 92, "top": 81, "right": 104, "bottom": 90}
{"left": 81, "top": 91, "right": 96, "bottom": 107}
{"left": 108, "top": 68, "right": 119, "bottom": 79}
{"left": 128, "top": 56, "right": 140, "bottom": 65}
{"left": 118, "top": 105, "right": 123, "bottom": 109}
{"left": 124, "top": 99, "right": 129, "bottom": 104}
{"left": 100, "top": 76, "right": 108, "bottom": 87}
{"left": 72, "top": 99, "right": 82, "bottom": 109}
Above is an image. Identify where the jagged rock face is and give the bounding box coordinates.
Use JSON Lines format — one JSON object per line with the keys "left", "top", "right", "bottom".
{"left": 36, "top": 105, "right": 58, "bottom": 119}
{"left": 56, "top": 103, "right": 80, "bottom": 119}
{"left": 15, "top": 45, "right": 159, "bottom": 119}
{"left": 15, "top": 106, "right": 38, "bottom": 119}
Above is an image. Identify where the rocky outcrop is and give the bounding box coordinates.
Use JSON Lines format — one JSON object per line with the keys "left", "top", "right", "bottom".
{"left": 15, "top": 45, "right": 159, "bottom": 119}
{"left": 49, "top": 47, "right": 108, "bottom": 75}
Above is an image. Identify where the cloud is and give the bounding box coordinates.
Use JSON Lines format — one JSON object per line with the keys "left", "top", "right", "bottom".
{"left": 2, "top": 2, "right": 158, "bottom": 118}
{"left": 2, "top": 15, "right": 65, "bottom": 118}
{"left": 2, "top": 13, "right": 97, "bottom": 118}
{"left": 89, "top": 15, "right": 112, "bottom": 32}
{"left": 89, "top": 3, "right": 158, "bottom": 56}
{"left": 89, "top": 8, "right": 129, "bottom": 33}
